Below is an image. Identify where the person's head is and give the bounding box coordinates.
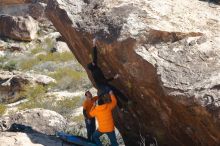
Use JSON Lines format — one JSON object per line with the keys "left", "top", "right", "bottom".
{"left": 98, "top": 98, "right": 105, "bottom": 105}
{"left": 85, "top": 91, "right": 92, "bottom": 100}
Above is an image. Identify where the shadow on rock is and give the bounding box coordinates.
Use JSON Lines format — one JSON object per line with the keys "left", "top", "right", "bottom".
{"left": 5, "top": 123, "right": 71, "bottom": 146}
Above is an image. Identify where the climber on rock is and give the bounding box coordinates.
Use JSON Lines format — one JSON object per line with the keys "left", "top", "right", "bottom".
{"left": 87, "top": 37, "right": 128, "bottom": 108}
{"left": 90, "top": 90, "right": 119, "bottom": 146}
{"left": 83, "top": 91, "right": 98, "bottom": 141}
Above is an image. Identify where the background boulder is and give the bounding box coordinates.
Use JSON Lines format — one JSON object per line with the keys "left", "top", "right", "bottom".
{"left": 0, "top": 108, "right": 67, "bottom": 135}
{"left": 0, "top": 15, "right": 39, "bottom": 41}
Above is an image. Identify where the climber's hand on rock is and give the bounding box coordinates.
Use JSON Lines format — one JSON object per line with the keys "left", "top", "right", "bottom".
{"left": 114, "top": 74, "right": 120, "bottom": 79}
{"left": 109, "top": 90, "right": 114, "bottom": 95}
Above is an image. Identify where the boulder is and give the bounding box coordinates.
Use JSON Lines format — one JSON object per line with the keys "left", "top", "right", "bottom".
{"left": 7, "top": 43, "right": 27, "bottom": 51}
{"left": 0, "top": 132, "right": 71, "bottom": 146}
{"left": 0, "top": 108, "right": 67, "bottom": 135}
{"left": 0, "top": 70, "right": 56, "bottom": 102}
{"left": 0, "top": 40, "right": 6, "bottom": 51}
{"left": 0, "top": 15, "right": 39, "bottom": 41}
{"left": 28, "top": 2, "right": 47, "bottom": 21}
{"left": 0, "top": 70, "right": 56, "bottom": 86}
{"left": 0, "top": 0, "right": 49, "bottom": 22}
{"left": 46, "top": 0, "right": 220, "bottom": 146}
{"left": 53, "top": 41, "right": 70, "bottom": 53}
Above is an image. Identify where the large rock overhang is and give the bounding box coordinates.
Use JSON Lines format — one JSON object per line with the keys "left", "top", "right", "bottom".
{"left": 45, "top": 0, "right": 220, "bottom": 145}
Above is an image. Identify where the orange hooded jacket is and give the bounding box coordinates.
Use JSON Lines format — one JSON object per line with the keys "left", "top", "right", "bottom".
{"left": 83, "top": 96, "right": 98, "bottom": 118}
{"left": 89, "top": 93, "right": 117, "bottom": 133}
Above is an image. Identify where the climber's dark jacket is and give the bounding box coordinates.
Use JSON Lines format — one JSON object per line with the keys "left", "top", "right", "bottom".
{"left": 87, "top": 46, "right": 128, "bottom": 108}
{"left": 87, "top": 46, "right": 114, "bottom": 86}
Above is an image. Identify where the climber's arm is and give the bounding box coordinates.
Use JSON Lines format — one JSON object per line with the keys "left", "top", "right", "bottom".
{"left": 108, "top": 91, "right": 117, "bottom": 110}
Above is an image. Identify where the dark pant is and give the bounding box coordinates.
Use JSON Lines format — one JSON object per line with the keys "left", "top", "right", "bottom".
{"left": 85, "top": 118, "right": 96, "bottom": 141}
{"left": 97, "top": 83, "right": 128, "bottom": 108}
{"left": 93, "top": 130, "right": 119, "bottom": 146}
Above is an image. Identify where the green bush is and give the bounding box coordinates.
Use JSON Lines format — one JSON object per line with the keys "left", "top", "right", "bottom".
{"left": 19, "top": 58, "right": 38, "bottom": 70}
{"left": 71, "top": 115, "right": 84, "bottom": 123}
{"left": 52, "top": 97, "right": 81, "bottom": 117}
{"left": 48, "top": 67, "right": 87, "bottom": 91}
{"left": 2, "top": 60, "right": 17, "bottom": 71}
{"left": 19, "top": 84, "right": 46, "bottom": 99}
{"left": 0, "top": 104, "right": 6, "bottom": 116}
{"left": 0, "top": 56, "right": 5, "bottom": 62}
{"left": 36, "top": 52, "right": 74, "bottom": 62}
{"left": 49, "top": 67, "right": 85, "bottom": 81}
{"left": 20, "top": 52, "right": 74, "bottom": 70}
{"left": 0, "top": 57, "right": 17, "bottom": 71}
{"left": 45, "top": 37, "right": 54, "bottom": 49}
{"left": 18, "top": 85, "right": 47, "bottom": 110}
{"left": 31, "top": 44, "right": 44, "bottom": 54}
{"left": 18, "top": 84, "right": 81, "bottom": 118}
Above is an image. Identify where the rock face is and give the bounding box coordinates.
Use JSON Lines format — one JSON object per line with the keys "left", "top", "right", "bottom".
{"left": 0, "top": 15, "right": 38, "bottom": 41}
{"left": 0, "top": 108, "right": 67, "bottom": 135}
{"left": 46, "top": 0, "right": 220, "bottom": 146}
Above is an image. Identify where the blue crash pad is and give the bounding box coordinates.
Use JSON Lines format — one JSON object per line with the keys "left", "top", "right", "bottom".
{"left": 57, "top": 132, "right": 97, "bottom": 146}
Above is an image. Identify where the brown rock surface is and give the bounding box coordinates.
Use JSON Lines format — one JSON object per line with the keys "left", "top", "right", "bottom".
{"left": 0, "top": 15, "right": 38, "bottom": 41}
{"left": 0, "top": 0, "right": 32, "bottom": 6}
{"left": 45, "top": 0, "right": 220, "bottom": 146}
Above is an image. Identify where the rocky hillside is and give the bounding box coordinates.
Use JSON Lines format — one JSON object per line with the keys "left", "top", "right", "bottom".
{"left": 46, "top": 0, "right": 220, "bottom": 146}
{"left": 0, "top": 0, "right": 105, "bottom": 145}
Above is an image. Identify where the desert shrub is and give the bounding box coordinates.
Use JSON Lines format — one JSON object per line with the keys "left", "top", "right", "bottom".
{"left": 0, "top": 104, "right": 6, "bottom": 116}
{"left": 71, "top": 115, "right": 84, "bottom": 123}
{"left": 49, "top": 67, "right": 85, "bottom": 81}
{"left": 0, "top": 57, "right": 6, "bottom": 69}
{"left": 0, "top": 56, "right": 5, "bottom": 62}
{"left": 19, "top": 84, "right": 46, "bottom": 99}
{"left": 50, "top": 96, "right": 81, "bottom": 117}
{"left": 48, "top": 67, "right": 87, "bottom": 91}
{"left": 20, "top": 52, "right": 74, "bottom": 70}
{"left": 19, "top": 58, "right": 39, "bottom": 70}
{"left": 0, "top": 57, "right": 17, "bottom": 71}
{"left": 2, "top": 60, "right": 17, "bottom": 71}
{"left": 18, "top": 85, "right": 47, "bottom": 110}
{"left": 31, "top": 44, "right": 44, "bottom": 54}
{"left": 18, "top": 84, "right": 81, "bottom": 118}
{"left": 36, "top": 52, "right": 74, "bottom": 62}
{"left": 45, "top": 37, "right": 54, "bottom": 49}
